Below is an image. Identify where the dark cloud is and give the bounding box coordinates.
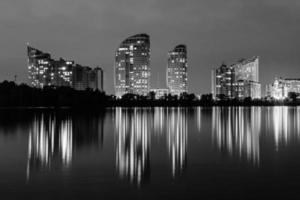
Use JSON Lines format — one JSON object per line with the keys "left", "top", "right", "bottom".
{"left": 0, "top": 0, "right": 300, "bottom": 95}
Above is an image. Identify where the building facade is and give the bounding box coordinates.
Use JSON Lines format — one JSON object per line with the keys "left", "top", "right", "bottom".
{"left": 213, "top": 64, "right": 235, "bottom": 99}
{"left": 235, "top": 80, "right": 261, "bottom": 99}
{"left": 28, "top": 46, "right": 53, "bottom": 88}
{"left": 232, "top": 56, "right": 259, "bottom": 82}
{"left": 72, "top": 66, "right": 90, "bottom": 91}
{"left": 212, "top": 56, "right": 261, "bottom": 100}
{"left": 114, "top": 34, "right": 151, "bottom": 97}
{"left": 27, "top": 45, "right": 104, "bottom": 91}
{"left": 266, "top": 78, "right": 300, "bottom": 99}
{"left": 167, "top": 45, "right": 188, "bottom": 96}
{"left": 94, "top": 67, "right": 104, "bottom": 91}
{"left": 87, "top": 67, "right": 104, "bottom": 91}
{"left": 53, "top": 58, "right": 74, "bottom": 87}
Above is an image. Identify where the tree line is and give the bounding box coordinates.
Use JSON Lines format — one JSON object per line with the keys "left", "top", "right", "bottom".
{"left": 0, "top": 81, "right": 299, "bottom": 108}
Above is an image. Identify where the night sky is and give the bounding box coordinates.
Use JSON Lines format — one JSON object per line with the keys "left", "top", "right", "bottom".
{"left": 1, "top": 0, "right": 300, "bottom": 95}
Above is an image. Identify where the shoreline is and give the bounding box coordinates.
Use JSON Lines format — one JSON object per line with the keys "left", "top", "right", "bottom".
{"left": 0, "top": 104, "right": 298, "bottom": 110}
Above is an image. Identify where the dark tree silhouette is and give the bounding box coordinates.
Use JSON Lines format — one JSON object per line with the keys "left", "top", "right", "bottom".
{"left": 0, "top": 81, "right": 299, "bottom": 108}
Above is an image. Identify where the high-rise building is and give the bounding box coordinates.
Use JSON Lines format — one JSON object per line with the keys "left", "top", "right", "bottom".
{"left": 266, "top": 78, "right": 300, "bottom": 99}
{"left": 114, "top": 33, "right": 151, "bottom": 97}
{"left": 212, "top": 56, "right": 261, "bottom": 100}
{"left": 213, "top": 64, "right": 235, "bottom": 99}
{"left": 167, "top": 45, "right": 188, "bottom": 96}
{"left": 232, "top": 56, "right": 259, "bottom": 82}
{"left": 27, "top": 45, "right": 104, "bottom": 91}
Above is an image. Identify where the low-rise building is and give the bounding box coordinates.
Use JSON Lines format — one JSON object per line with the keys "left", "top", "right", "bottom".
{"left": 150, "top": 88, "right": 170, "bottom": 99}
{"left": 235, "top": 80, "right": 261, "bottom": 99}
{"left": 266, "top": 78, "right": 300, "bottom": 99}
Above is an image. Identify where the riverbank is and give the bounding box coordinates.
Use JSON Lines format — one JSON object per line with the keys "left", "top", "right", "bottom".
{"left": 0, "top": 81, "right": 299, "bottom": 108}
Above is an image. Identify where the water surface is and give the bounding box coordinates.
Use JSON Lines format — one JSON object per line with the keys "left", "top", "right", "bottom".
{"left": 1, "top": 107, "right": 300, "bottom": 199}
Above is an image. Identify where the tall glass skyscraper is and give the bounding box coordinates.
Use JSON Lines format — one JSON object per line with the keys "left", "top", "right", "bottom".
{"left": 114, "top": 34, "right": 151, "bottom": 97}
{"left": 166, "top": 45, "right": 188, "bottom": 96}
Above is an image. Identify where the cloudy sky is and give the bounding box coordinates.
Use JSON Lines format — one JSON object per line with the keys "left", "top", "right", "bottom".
{"left": 0, "top": 0, "right": 300, "bottom": 95}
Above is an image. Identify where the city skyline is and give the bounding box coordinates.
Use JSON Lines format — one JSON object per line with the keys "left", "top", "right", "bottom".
{"left": 1, "top": 0, "right": 300, "bottom": 95}
{"left": 23, "top": 41, "right": 299, "bottom": 98}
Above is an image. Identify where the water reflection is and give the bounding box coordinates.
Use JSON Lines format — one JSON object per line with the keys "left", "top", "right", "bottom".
{"left": 115, "top": 108, "right": 151, "bottom": 186}
{"left": 166, "top": 108, "right": 187, "bottom": 178}
{"left": 115, "top": 107, "right": 188, "bottom": 185}
{"left": 153, "top": 107, "right": 165, "bottom": 135}
{"left": 2, "top": 106, "right": 300, "bottom": 193}
{"left": 26, "top": 112, "right": 104, "bottom": 181}
{"left": 267, "top": 107, "right": 300, "bottom": 149}
{"left": 26, "top": 114, "right": 72, "bottom": 180}
{"left": 197, "top": 107, "right": 201, "bottom": 132}
{"left": 212, "top": 107, "right": 261, "bottom": 165}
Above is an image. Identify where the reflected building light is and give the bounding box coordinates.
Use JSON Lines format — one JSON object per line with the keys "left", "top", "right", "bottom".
{"left": 27, "top": 115, "right": 54, "bottom": 169}
{"left": 60, "top": 120, "right": 73, "bottom": 166}
{"left": 212, "top": 107, "right": 261, "bottom": 165}
{"left": 297, "top": 107, "right": 300, "bottom": 139}
{"left": 267, "top": 107, "right": 300, "bottom": 150}
{"left": 272, "top": 107, "right": 291, "bottom": 149}
{"left": 115, "top": 108, "right": 151, "bottom": 186}
{"left": 167, "top": 108, "right": 187, "bottom": 178}
{"left": 197, "top": 107, "right": 201, "bottom": 132}
{"left": 26, "top": 115, "right": 73, "bottom": 181}
{"left": 153, "top": 107, "right": 165, "bottom": 135}
{"left": 248, "top": 107, "right": 261, "bottom": 162}
{"left": 265, "top": 107, "right": 272, "bottom": 134}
